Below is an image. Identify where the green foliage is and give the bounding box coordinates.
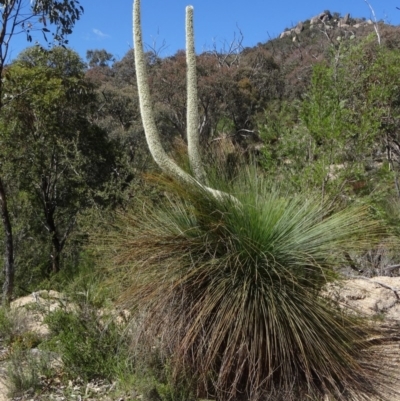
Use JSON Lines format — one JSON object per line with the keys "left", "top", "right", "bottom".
{"left": 0, "top": 45, "right": 119, "bottom": 279}
{"left": 46, "top": 250, "right": 113, "bottom": 308}
{"left": 0, "top": 307, "right": 15, "bottom": 344}
{"left": 6, "top": 347, "right": 54, "bottom": 397}
{"left": 259, "top": 38, "right": 400, "bottom": 204}
{"left": 122, "top": 355, "right": 196, "bottom": 401}
{"left": 86, "top": 49, "right": 115, "bottom": 68}
{"left": 0, "top": 307, "right": 48, "bottom": 397}
{"left": 43, "top": 307, "right": 128, "bottom": 381}
{"left": 0, "top": 1, "right": 83, "bottom": 49}
{"left": 306, "top": 37, "right": 400, "bottom": 159}
{"left": 0, "top": 307, "right": 41, "bottom": 348}
{"left": 99, "top": 171, "right": 393, "bottom": 401}
{"left": 29, "top": 0, "right": 84, "bottom": 45}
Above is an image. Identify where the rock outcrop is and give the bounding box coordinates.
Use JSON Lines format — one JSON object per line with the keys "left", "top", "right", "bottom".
{"left": 279, "top": 11, "right": 376, "bottom": 40}
{"left": 325, "top": 276, "right": 400, "bottom": 320}
{"left": 310, "top": 11, "right": 332, "bottom": 25}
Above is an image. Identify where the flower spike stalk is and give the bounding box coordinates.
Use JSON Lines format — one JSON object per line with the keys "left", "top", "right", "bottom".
{"left": 133, "top": 0, "right": 238, "bottom": 203}
{"left": 186, "top": 5, "right": 208, "bottom": 185}
{"left": 133, "top": 0, "right": 195, "bottom": 186}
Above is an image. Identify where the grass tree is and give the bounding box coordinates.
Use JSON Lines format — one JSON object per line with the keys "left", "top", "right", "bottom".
{"left": 121, "top": 1, "right": 400, "bottom": 400}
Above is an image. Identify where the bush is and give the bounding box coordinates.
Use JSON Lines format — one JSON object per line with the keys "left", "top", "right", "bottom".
{"left": 44, "top": 307, "right": 128, "bottom": 381}
{"left": 101, "top": 173, "right": 397, "bottom": 401}
{"left": 6, "top": 347, "right": 54, "bottom": 397}
{"left": 46, "top": 250, "right": 113, "bottom": 309}
{"left": 0, "top": 307, "right": 40, "bottom": 348}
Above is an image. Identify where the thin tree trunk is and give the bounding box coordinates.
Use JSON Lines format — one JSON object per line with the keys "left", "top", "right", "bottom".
{"left": 44, "top": 207, "right": 61, "bottom": 274}
{"left": 0, "top": 177, "right": 14, "bottom": 306}
{"left": 51, "top": 231, "right": 61, "bottom": 274}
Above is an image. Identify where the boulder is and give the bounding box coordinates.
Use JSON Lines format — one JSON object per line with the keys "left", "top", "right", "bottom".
{"left": 10, "top": 290, "right": 77, "bottom": 337}
{"left": 279, "top": 30, "right": 292, "bottom": 39}
{"left": 340, "top": 13, "right": 350, "bottom": 25}
{"left": 324, "top": 276, "right": 400, "bottom": 321}
{"left": 310, "top": 11, "right": 332, "bottom": 25}
{"left": 294, "top": 22, "right": 304, "bottom": 34}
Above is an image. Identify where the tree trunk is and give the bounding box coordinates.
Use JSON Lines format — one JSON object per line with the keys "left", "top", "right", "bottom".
{"left": 45, "top": 206, "right": 61, "bottom": 274}
{"left": 0, "top": 177, "right": 14, "bottom": 306}
{"left": 51, "top": 230, "right": 61, "bottom": 274}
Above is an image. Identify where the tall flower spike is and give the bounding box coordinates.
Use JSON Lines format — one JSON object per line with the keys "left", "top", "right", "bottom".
{"left": 133, "top": 0, "right": 195, "bottom": 186}
{"left": 186, "top": 5, "right": 208, "bottom": 184}
{"left": 133, "top": 0, "right": 240, "bottom": 204}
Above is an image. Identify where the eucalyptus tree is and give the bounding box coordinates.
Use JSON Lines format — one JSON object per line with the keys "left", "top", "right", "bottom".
{"left": 0, "top": 0, "right": 83, "bottom": 305}
{"left": 0, "top": 46, "right": 116, "bottom": 276}
{"left": 86, "top": 49, "right": 115, "bottom": 68}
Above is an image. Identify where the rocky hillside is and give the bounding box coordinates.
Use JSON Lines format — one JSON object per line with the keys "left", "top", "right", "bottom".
{"left": 254, "top": 10, "right": 400, "bottom": 98}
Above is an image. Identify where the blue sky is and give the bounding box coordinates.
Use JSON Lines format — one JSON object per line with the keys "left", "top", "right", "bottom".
{"left": 7, "top": 0, "right": 400, "bottom": 63}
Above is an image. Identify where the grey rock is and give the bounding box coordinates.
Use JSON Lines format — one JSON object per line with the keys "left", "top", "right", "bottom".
{"left": 279, "top": 30, "right": 292, "bottom": 39}
{"left": 294, "top": 22, "right": 304, "bottom": 34}
{"left": 341, "top": 13, "right": 350, "bottom": 25}
{"left": 310, "top": 11, "right": 332, "bottom": 25}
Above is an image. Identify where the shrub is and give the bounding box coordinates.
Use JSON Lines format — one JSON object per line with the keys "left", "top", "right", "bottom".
{"left": 6, "top": 347, "right": 54, "bottom": 397}
{"left": 0, "top": 307, "right": 40, "bottom": 348}
{"left": 44, "top": 307, "right": 128, "bottom": 381}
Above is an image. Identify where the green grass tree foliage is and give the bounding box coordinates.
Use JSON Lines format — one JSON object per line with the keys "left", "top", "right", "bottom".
{"left": 0, "top": 46, "right": 117, "bottom": 276}
{"left": 0, "top": 0, "right": 84, "bottom": 305}
{"left": 123, "top": 2, "right": 400, "bottom": 400}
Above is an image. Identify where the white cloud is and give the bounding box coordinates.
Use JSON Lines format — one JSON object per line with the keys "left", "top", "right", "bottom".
{"left": 93, "top": 29, "right": 110, "bottom": 39}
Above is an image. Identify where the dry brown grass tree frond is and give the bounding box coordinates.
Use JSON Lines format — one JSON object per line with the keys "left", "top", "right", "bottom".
{"left": 97, "top": 175, "right": 400, "bottom": 401}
